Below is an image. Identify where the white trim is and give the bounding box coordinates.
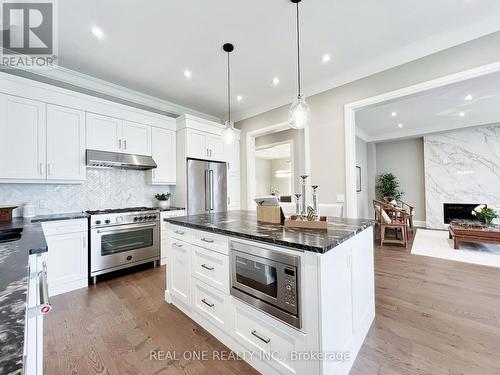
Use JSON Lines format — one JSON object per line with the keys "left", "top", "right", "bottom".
{"left": 355, "top": 127, "right": 370, "bottom": 142}
{"left": 6, "top": 66, "right": 220, "bottom": 122}
{"left": 345, "top": 61, "right": 500, "bottom": 218}
{"left": 414, "top": 220, "right": 427, "bottom": 228}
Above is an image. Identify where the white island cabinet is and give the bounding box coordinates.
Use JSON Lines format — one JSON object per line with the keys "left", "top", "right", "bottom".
{"left": 164, "top": 214, "right": 375, "bottom": 375}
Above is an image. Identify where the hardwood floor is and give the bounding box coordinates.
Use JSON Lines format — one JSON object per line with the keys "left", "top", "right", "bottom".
{"left": 45, "top": 231, "right": 500, "bottom": 374}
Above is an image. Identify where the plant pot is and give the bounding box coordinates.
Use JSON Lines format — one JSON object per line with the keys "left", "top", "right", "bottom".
{"left": 157, "top": 200, "right": 170, "bottom": 210}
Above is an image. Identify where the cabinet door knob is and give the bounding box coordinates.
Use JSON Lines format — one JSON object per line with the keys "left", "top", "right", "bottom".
{"left": 118, "top": 139, "right": 122, "bottom": 149}
{"left": 39, "top": 163, "right": 44, "bottom": 175}
{"left": 124, "top": 140, "right": 127, "bottom": 150}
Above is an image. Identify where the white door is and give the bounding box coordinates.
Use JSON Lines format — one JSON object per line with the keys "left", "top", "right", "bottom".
{"left": 151, "top": 127, "right": 176, "bottom": 184}
{"left": 227, "top": 174, "right": 241, "bottom": 210}
{"left": 186, "top": 129, "right": 209, "bottom": 159}
{"left": 45, "top": 231, "right": 88, "bottom": 296}
{"left": 0, "top": 94, "right": 46, "bottom": 180}
{"left": 169, "top": 240, "right": 191, "bottom": 306}
{"left": 208, "top": 135, "right": 224, "bottom": 161}
{"left": 226, "top": 140, "right": 240, "bottom": 174}
{"left": 46, "top": 105, "right": 86, "bottom": 181}
{"left": 86, "top": 113, "right": 122, "bottom": 152}
{"left": 123, "top": 121, "right": 151, "bottom": 155}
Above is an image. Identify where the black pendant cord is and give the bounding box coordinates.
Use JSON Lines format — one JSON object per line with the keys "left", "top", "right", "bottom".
{"left": 227, "top": 51, "right": 231, "bottom": 123}
{"left": 296, "top": 2, "right": 301, "bottom": 97}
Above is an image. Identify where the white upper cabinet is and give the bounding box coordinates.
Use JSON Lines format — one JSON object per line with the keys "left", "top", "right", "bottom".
{"left": 0, "top": 93, "right": 46, "bottom": 180}
{"left": 186, "top": 129, "right": 210, "bottom": 159}
{"left": 151, "top": 127, "right": 176, "bottom": 185}
{"left": 46, "top": 105, "right": 86, "bottom": 181}
{"left": 122, "top": 121, "right": 151, "bottom": 156}
{"left": 226, "top": 140, "right": 240, "bottom": 174}
{"left": 86, "top": 113, "right": 122, "bottom": 153}
{"left": 208, "top": 134, "right": 224, "bottom": 161}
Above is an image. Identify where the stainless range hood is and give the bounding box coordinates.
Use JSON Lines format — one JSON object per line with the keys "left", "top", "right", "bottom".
{"left": 86, "top": 150, "right": 157, "bottom": 170}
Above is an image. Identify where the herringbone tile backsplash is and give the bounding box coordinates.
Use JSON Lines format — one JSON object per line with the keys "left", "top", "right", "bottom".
{"left": 0, "top": 168, "right": 172, "bottom": 217}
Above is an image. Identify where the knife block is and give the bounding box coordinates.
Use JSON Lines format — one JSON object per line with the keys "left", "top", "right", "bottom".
{"left": 256, "top": 206, "right": 284, "bottom": 224}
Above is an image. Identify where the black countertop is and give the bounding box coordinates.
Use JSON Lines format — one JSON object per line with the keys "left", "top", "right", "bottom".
{"left": 31, "top": 212, "right": 89, "bottom": 223}
{"left": 164, "top": 210, "right": 375, "bottom": 253}
{"left": 0, "top": 218, "right": 48, "bottom": 375}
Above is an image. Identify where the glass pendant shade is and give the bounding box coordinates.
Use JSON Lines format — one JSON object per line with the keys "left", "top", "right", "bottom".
{"left": 288, "top": 94, "right": 310, "bottom": 129}
{"left": 222, "top": 120, "right": 236, "bottom": 145}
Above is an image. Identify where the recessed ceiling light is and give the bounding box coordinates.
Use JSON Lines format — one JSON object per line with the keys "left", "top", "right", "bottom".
{"left": 397, "top": 123, "right": 403, "bottom": 128}
{"left": 90, "top": 25, "right": 104, "bottom": 40}
{"left": 272, "top": 77, "right": 280, "bottom": 86}
{"left": 465, "top": 94, "right": 473, "bottom": 101}
{"left": 236, "top": 95, "right": 243, "bottom": 102}
{"left": 183, "top": 70, "right": 192, "bottom": 79}
{"left": 391, "top": 112, "right": 397, "bottom": 117}
{"left": 459, "top": 112, "right": 465, "bottom": 117}
{"left": 321, "top": 54, "right": 331, "bottom": 63}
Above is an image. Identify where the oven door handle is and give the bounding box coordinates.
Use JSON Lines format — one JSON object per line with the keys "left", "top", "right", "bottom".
{"left": 96, "top": 223, "right": 157, "bottom": 234}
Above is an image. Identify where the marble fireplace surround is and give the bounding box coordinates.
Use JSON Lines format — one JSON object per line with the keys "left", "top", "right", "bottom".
{"left": 0, "top": 168, "right": 172, "bottom": 218}
{"left": 424, "top": 124, "right": 500, "bottom": 230}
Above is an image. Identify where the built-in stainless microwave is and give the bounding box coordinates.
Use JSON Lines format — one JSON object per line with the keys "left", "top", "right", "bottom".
{"left": 230, "top": 240, "right": 301, "bottom": 329}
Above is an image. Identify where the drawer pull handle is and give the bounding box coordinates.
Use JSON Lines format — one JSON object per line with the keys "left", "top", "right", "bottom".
{"left": 175, "top": 230, "right": 185, "bottom": 235}
{"left": 202, "top": 299, "right": 214, "bottom": 308}
{"left": 201, "top": 238, "right": 214, "bottom": 243}
{"left": 251, "top": 330, "right": 270, "bottom": 344}
{"left": 201, "top": 264, "right": 214, "bottom": 271}
{"left": 173, "top": 243, "right": 183, "bottom": 248}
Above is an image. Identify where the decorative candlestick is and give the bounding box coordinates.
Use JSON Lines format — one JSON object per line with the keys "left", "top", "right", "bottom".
{"left": 294, "top": 193, "right": 302, "bottom": 218}
{"left": 312, "top": 185, "right": 319, "bottom": 220}
{"left": 300, "top": 175, "right": 308, "bottom": 217}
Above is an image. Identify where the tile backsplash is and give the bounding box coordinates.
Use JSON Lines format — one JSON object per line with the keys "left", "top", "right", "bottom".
{"left": 0, "top": 168, "right": 173, "bottom": 217}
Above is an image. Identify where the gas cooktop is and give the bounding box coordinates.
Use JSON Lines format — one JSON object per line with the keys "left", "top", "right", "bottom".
{"left": 85, "top": 207, "right": 156, "bottom": 215}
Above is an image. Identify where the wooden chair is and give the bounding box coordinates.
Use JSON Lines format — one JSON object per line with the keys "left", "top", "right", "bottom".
{"left": 383, "top": 198, "right": 415, "bottom": 231}
{"left": 373, "top": 200, "right": 408, "bottom": 247}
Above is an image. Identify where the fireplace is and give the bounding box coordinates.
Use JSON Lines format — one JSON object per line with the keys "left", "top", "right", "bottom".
{"left": 443, "top": 203, "right": 484, "bottom": 224}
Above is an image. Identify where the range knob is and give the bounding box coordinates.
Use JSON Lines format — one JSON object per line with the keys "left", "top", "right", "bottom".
{"left": 105, "top": 219, "right": 111, "bottom": 224}
{"left": 133, "top": 217, "right": 138, "bottom": 222}
{"left": 95, "top": 220, "right": 101, "bottom": 225}
{"left": 138, "top": 217, "right": 143, "bottom": 221}
{"left": 116, "top": 216, "right": 124, "bottom": 223}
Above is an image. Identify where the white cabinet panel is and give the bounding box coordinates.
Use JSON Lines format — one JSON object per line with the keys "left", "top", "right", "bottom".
{"left": 191, "top": 245, "right": 229, "bottom": 293}
{"left": 169, "top": 239, "right": 191, "bottom": 306}
{"left": 226, "top": 140, "right": 240, "bottom": 174}
{"left": 151, "top": 127, "right": 176, "bottom": 184}
{"left": 227, "top": 174, "right": 241, "bottom": 210}
{"left": 186, "top": 129, "right": 209, "bottom": 159}
{"left": 0, "top": 94, "right": 46, "bottom": 179}
{"left": 86, "top": 113, "right": 122, "bottom": 152}
{"left": 208, "top": 135, "right": 224, "bottom": 161}
{"left": 46, "top": 104, "right": 86, "bottom": 181}
{"left": 192, "top": 278, "right": 232, "bottom": 332}
{"left": 123, "top": 120, "right": 151, "bottom": 156}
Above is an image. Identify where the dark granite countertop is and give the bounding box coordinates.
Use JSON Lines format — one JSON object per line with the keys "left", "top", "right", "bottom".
{"left": 164, "top": 210, "right": 375, "bottom": 253}
{"left": 31, "top": 212, "right": 89, "bottom": 223}
{"left": 0, "top": 218, "right": 48, "bottom": 375}
{"left": 158, "top": 207, "right": 185, "bottom": 212}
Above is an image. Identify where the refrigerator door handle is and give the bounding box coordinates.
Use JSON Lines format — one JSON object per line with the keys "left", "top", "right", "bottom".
{"left": 209, "top": 170, "right": 215, "bottom": 210}
{"left": 205, "top": 169, "right": 210, "bottom": 212}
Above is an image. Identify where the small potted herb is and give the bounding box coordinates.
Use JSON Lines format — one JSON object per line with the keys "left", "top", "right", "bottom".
{"left": 155, "top": 193, "right": 172, "bottom": 209}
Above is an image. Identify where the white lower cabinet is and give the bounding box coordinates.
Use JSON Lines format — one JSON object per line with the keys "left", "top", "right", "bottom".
{"left": 168, "top": 238, "right": 191, "bottom": 306}
{"left": 41, "top": 219, "right": 88, "bottom": 297}
{"left": 191, "top": 278, "right": 232, "bottom": 332}
{"left": 191, "top": 245, "right": 229, "bottom": 293}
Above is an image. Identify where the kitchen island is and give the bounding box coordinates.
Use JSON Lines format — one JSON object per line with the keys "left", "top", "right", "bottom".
{"left": 164, "top": 210, "right": 375, "bottom": 375}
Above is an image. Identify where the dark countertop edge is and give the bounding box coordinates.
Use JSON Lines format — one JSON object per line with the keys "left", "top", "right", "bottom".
{"left": 164, "top": 218, "right": 374, "bottom": 253}
{"left": 30, "top": 212, "right": 89, "bottom": 223}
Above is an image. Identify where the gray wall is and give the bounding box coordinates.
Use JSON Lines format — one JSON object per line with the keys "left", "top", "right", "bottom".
{"left": 375, "top": 138, "right": 426, "bottom": 222}
{"left": 355, "top": 137, "right": 369, "bottom": 219}
{"left": 236, "top": 31, "right": 500, "bottom": 212}
{"left": 255, "top": 158, "right": 271, "bottom": 196}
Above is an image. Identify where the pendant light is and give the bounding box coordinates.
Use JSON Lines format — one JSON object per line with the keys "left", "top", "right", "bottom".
{"left": 288, "top": 0, "right": 310, "bottom": 130}
{"left": 222, "top": 43, "right": 236, "bottom": 145}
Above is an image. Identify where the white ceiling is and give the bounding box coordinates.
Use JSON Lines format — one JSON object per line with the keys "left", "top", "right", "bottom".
{"left": 355, "top": 70, "right": 500, "bottom": 141}
{"left": 255, "top": 143, "right": 291, "bottom": 160}
{"left": 57, "top": 0, "right": 500, "bottom": 121}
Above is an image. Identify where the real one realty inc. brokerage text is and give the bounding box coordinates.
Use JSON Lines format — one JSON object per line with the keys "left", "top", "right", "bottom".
{"left": 150, "top": 350, "right": 351, "bottom": 362}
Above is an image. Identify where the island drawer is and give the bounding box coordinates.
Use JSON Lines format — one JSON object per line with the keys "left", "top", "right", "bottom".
{"left": 191, "top": 229, "right": 229, "bottom": 255}
{"left": 170, "top": 224, "right": 191, "bottom": 241}
{"left": 191, "top": 278, "right": 232, "bottom": 333}
{"left": 234, "top": 304, "right": 300, "bottom": 375}
{"left": 191, "top": 245, "right": 229, "bottom": 294}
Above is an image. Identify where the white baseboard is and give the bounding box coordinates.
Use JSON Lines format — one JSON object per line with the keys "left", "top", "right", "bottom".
{"left": 414, "top": 220, "right": 427, "bottom": 228}
{"left": 49, "top": 279, "right": 88, "bottom": 297}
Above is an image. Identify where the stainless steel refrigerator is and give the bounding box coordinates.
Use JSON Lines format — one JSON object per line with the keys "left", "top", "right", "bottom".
{"left": 187, "top": 158, "right": 227, "bottom": 215}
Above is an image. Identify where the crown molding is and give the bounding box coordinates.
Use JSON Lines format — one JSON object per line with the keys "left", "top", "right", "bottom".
{"left": 5, "top": 64, "right": 221, "bottom": 123}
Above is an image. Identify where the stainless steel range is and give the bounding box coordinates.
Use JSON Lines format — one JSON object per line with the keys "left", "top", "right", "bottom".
{"left": 87, "top": 207, "right": 160, "bottom": 284}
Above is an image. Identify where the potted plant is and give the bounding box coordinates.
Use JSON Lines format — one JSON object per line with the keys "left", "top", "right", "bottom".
{"left": 376, "top": 173, "right": 404, "bottom": 202}
{"left": 155, "top": 193, "right": 171, "bottom": 209}
{"left": 471, "top": 205, "right": 498, "bottom": 225}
